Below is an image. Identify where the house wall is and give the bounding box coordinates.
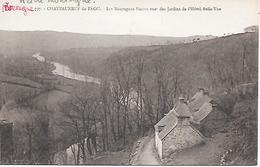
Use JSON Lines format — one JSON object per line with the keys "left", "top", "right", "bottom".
{"left": 155, "top": 131, "right": 163, "bottom": 160}
{"left": 162, "top": 125, "right": 204, "bottom": 159}
{"left": 158, "top": 138, "right": 163, "bottom": 160}
{"left": 155, "top": 131, "right": 158, "bottom": 149}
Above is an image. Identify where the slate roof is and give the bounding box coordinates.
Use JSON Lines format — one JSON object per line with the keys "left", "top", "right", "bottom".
{"left": 158, "top": 102, "right": 192, "bottom": 140}
{"left": 188, "top": 95, "right": 212, "bottom": 112}
{"left": 158, "top": 114, "right": 178, "bottom": 139}
{"left": 189, "top": 91, "right": 204, "bottom": 102}
{"left": 192, "top": 102, "right": 213, "bottom": 123}
{"left": 174, "top": 101, "right": 192, "bottom": 118}
{"left": 155, "top": 92, "right": 214, "bottom": 140}
{"left": 154, "top": 109, "right": 176, "bottom": 129}
{"left": 158, "top": 117, "right": 205, "bottom": 140}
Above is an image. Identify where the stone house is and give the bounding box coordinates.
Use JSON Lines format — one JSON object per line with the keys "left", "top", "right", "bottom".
{"left": 154, "top": 97, "right": 204, "bottom": 160}
{"left": 154, "top": 108, "right": 177, "bottom": 159}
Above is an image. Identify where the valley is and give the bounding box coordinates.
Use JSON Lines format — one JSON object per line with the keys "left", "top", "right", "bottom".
{"left": 0, "top": 28, "right": 258, "bottom": 165}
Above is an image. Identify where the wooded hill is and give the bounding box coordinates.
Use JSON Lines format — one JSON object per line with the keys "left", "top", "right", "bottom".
{"left": 104, "top": 32, "right": 258, "bottom": 94}
{"left": 97, "top": 32, "right": 258, "bottom": 165}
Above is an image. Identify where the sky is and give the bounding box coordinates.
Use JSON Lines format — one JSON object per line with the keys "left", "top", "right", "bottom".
{"left": 0, "top": 0, "right": 259, "bottom": 37}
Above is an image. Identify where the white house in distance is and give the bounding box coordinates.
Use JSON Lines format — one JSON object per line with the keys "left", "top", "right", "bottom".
{"left": 154, "top": 97, "right": 204, "bottom": 160}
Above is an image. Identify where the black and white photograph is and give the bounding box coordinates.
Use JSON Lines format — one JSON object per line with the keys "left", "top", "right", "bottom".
{"left": 0, "top": 0, "right": 258, "bottom": 165}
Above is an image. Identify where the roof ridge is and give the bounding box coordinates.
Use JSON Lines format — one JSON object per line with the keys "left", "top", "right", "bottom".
{"left": 189, "top": 123, "right": 205, "bottom": 139}
{"left": 161, "top": 118, "right": 179, "bottom": 140}
{"left": 175, "top": 102, "right": 192, "bottom": 117}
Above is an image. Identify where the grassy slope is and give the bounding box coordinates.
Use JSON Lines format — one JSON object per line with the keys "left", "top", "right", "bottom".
{"left": 0, "top": 74, "right": 42, "bottom": 89}
{"left": 0, "top": 74, "right": 44, "bottom": 110}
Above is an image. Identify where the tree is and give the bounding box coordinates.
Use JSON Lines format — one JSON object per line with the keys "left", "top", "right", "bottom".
{"left": 109, "top": 55, "right": 134, "bottom": 146}
{"left": 58, "top": 84, "right": 101, "bottom": 164}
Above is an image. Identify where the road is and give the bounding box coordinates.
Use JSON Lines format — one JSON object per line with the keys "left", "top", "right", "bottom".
{"left": 137, "top": 137, "right": 161, "bottom": 165}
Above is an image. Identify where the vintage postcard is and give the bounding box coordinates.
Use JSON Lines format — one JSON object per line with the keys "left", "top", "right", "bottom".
{"left": 0, "top": 0, "right": 258, "bottom": 165}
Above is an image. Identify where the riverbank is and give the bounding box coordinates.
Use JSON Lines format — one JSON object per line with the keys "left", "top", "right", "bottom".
{"left": 32, "top": 53, "right": 101, "bottom": 84}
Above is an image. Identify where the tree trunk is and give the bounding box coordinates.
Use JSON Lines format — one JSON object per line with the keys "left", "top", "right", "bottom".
{"left": 101, "top": 122, "right": 106, "bottom": 152}
{"left": 116, "top": 97, "right": 120, "bottom": 140}
{"left": 91, "top": 136, "right": 97, "bottom": 154}
{"left": 86, "top": 137, "right": 92, "bottom": 155}
{"left": 123, "top": 105, "right": 126, "bottom": 146}
{"left": 76, "top": 144, "right": 80, "bottom": 165}
{"left": 28, "top": 130, "right": 32, "bottom": 164}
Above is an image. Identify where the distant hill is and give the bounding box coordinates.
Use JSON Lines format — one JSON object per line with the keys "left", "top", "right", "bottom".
{"left": 103, "top": 32, "right": 258, "bottom": 93}
{"left": 0, "top": 30, "right": 215, "bottom": 55}
{"left": 42, "top": 32, "right": 258, "bottom": 89}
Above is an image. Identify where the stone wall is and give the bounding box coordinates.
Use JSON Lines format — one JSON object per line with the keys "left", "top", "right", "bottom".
{"left": 162, "top": 125, "right": 204, "bottom": 159}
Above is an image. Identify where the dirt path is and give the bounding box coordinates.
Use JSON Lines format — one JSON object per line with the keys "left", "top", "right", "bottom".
{"left": 137, "top": 137, "right": 161, "bottom": 165}
{"left": 164, "top": 133, "right": 230, "bottom": 165}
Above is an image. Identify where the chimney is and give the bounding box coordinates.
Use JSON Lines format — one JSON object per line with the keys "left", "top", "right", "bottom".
{"left": 176, "top": 97, "right": 191, "bottom": 126}
{"left": 210, "top": 100, "right": 217, "bottom": 111}
{"left": 198, "top": 87, "right": 205, "bottom": 93}
{"left": 178, "top": 96, "right": 185, "bottom": 103}
{"left": 203, "top": 90, "right": 209, "bottom": 96}
{"left": 212, "top": 103, "right": 217, "bottom": 111}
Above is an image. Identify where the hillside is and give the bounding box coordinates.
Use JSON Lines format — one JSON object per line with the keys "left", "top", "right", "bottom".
{"left": 41, "top": 47, "right": 122, "bottom": 77}
{"left": 162, "top": 94, "right": 257, "bottom": 165}
{"left": 0, "top": 30, "right": 215, "bottom": 55}
{"left": 42, "top": 32, "right": 257, "bottom": 83}
{"left": 103, "top": 32, "right": 258, "bottom": 95}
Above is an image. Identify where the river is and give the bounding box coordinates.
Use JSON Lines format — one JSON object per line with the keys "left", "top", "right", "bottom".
{"left": 32, "top": 52, "right": 101, "bottom": 84}
{"left": 32, "top": 52, "right": 102, "bottom": 164}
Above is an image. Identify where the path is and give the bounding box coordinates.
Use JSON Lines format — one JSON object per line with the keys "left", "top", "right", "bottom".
{"left": 164, "top": 133, "right": 230, "bottom": 165}
{"left": 137, "top": 137, "right": 161, "bottom": 165}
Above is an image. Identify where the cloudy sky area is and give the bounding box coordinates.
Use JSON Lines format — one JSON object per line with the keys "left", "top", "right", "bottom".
{"left": 0, "top": 0, "right": 259, "bottom": 37}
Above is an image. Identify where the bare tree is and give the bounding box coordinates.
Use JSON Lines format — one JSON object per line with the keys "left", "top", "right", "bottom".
{"left": 58, "top": 84, "right": 101, "bottom": 164}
